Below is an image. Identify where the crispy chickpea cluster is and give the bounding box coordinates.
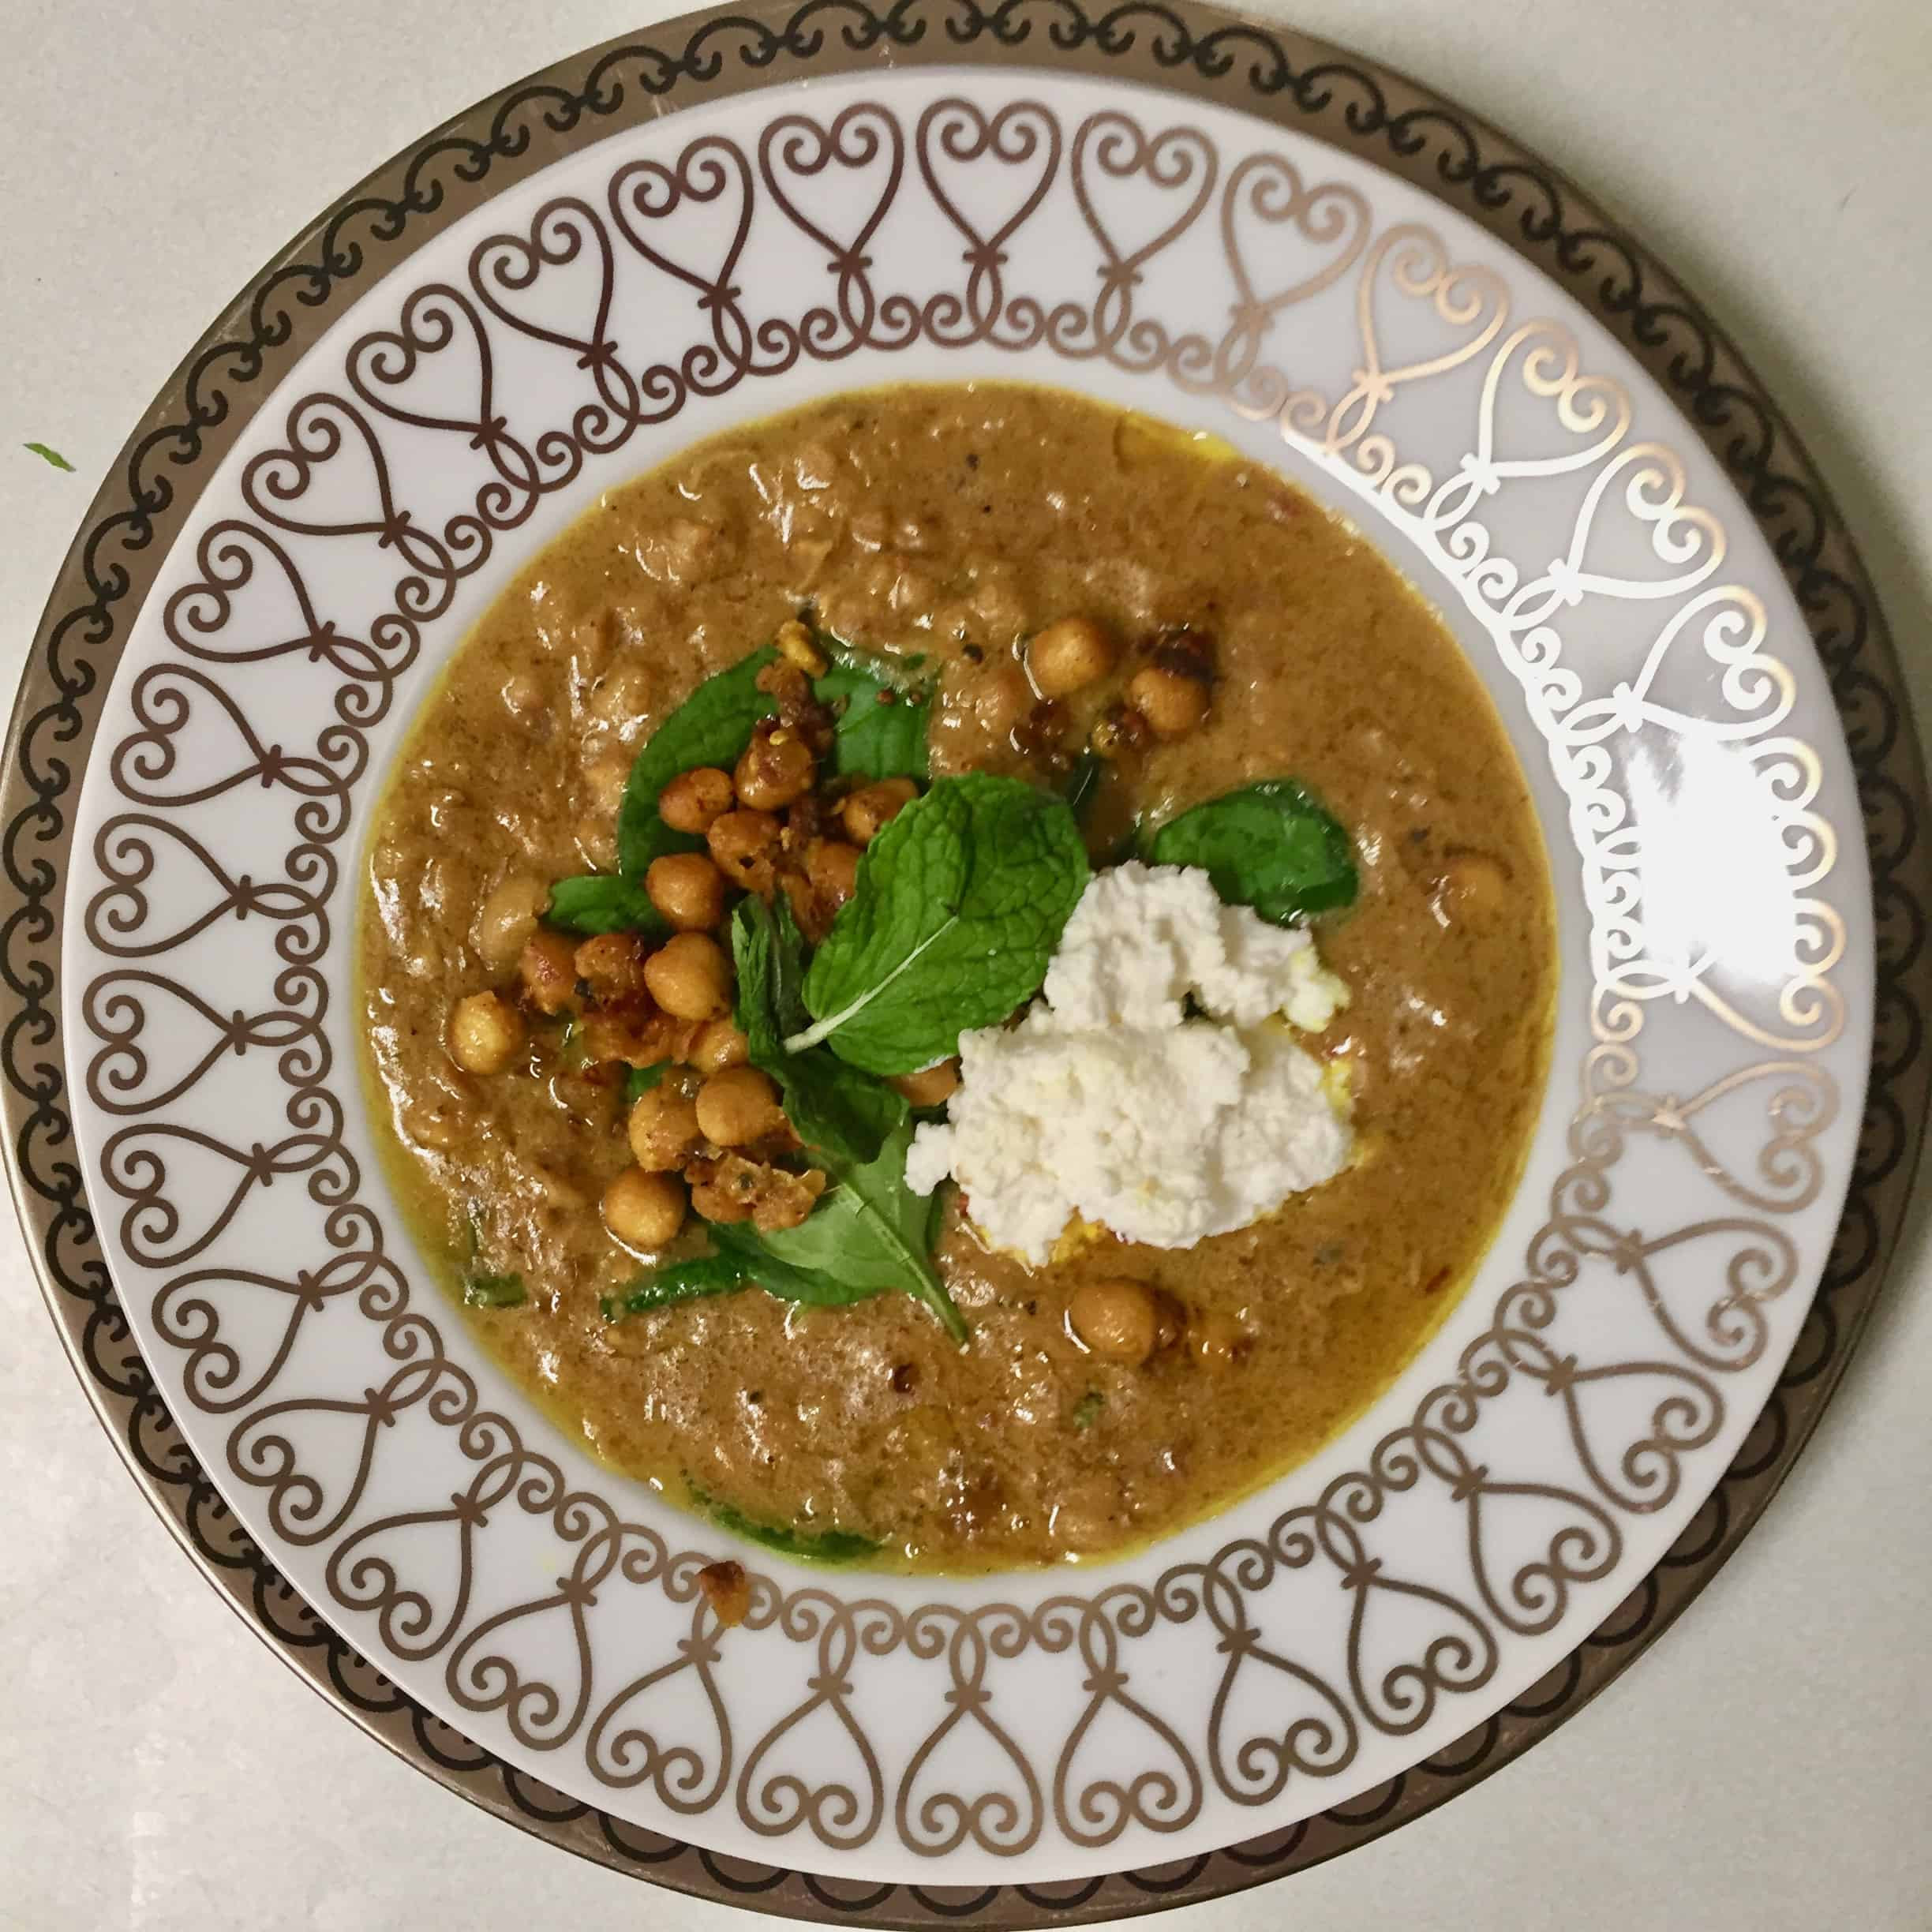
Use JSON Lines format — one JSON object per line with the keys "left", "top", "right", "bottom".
{"left": 1017, "top": 616, "right": 1218, "bottom": 777}
{"left": 444, "top": 647, "right": 904, "bottom": 1266}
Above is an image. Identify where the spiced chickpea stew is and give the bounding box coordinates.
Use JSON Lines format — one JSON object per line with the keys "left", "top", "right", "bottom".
{"left": 359, "top": 382, "right": 1555, "bottom": 1573}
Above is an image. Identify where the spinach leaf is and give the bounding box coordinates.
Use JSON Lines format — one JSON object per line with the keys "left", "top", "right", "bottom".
{"left": 600, "top": 1222, "right": 890, "bottom": 1322}
{"left": 790, "top": 773, "right": 1088, "bottom": 1075}
{"left": 622, "top": 1062, "right": 668, "bottom": 1106}
{"left": 1070, "top": 1390, "right": 1105, "bottom": 1431}
{"left": 462, "top": 1271, "right": 526, "bottom": 1309}
{"left": 601, "top": 1251, "right": 754, "bottom": 1320}
{"left": 616, "top": 646, "right": 778, "bottom": 877}
{"left": 24, "top": 441, "right": 74, "bottom": 472}
{"left": 815, "top": 637, "right": 932, "bottom": 781}
{"left": 1147, "top": 780, "right": 1357, "bottom": 925}
{"left": 689, "top": 1483, "right": 880, "bottom": 1565}
{"left": 732, "top": 895, "right": 899, "bottom": 1166}
{"left": 548, "top": 872, "right": 667, "bottom": 937}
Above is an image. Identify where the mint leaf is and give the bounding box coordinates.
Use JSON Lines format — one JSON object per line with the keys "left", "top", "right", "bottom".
{"left": 24, "top": 441, "right": 74, "bottom": 472}
{"left": 733, "top": 896, "right": 898, "bottom": 1166}
{"left": 1147, "top": 781, "right": 1357, "bottom": 925}
{"left": 462, "top": 1271, "right": 525, "bottom": 1309}
{"left": 791, "top": 773, "right": 1088, "bottom": 1074}
{"left": 690, "top": 1483, "right": 880, "bottom": 1565}
{"left": 616, "top": 646, "right": 778, "bottom": 878}
{"left": 548, "top": 872, "right": 667, "bottom": 936}
{"left": 815, "top": 638, "right": 931, "bottom": 781}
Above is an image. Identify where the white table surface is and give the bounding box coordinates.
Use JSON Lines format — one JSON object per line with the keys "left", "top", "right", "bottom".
{"left": 3, "top": 2, "right": 1929, "bottom": 1926}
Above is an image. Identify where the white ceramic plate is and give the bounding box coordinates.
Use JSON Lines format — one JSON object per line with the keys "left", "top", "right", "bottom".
{"left": 10, "top": 3, "right": 1925, "bottom": 1919}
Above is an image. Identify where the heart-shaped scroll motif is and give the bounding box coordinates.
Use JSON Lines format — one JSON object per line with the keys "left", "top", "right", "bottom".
{"left": 83, "top": 968, "right": 325, "bottom": 1115}
{"left": 446, "top": 1507, "right": 641, "bottom": 1752}
{"left": 915, "top": 96, "right": 1062, "bottom": 346}
{"left": 1563, "top": 1214, "right": 1798, "bottom": 1372}
{"left": 1378, "top": 1428, "right": 1622, "bottom": 1638}
{"left": 160, "top": 521, "right": 417, "bottom": 726}
{"left": 1159, "top": 1548, "right": 1359, "bottom": 1806}
{"left": 1583, "top": 1056, "right": 1839, "bottom": 1215}
{"left": 149, "top": 1248, "right": 406, "bottom": 1415}
{"left": 1057, "top": 110, "right": 1218, "bottom": 369}
{"left": 586, "top": 1590, "right": 736, "bottom": 1807}
{"left": 1211, "top": 151, "right": 1370, "bottom": 396}
{"left": 225, "top": 1354, "right": 473, "bottom": 1547}
{"left": 1303, "top": 223, "right": 1509, "bottom": 488}
{"left": 1559, "top": 587, "right": 1791, "bottom": 749}
{"left": 1488, "top": 1325, "right": 1726, "bottom": 1513}
{"left": 896, "top": 1605, "right": 1043, "bottom": 1856}
{"left": 609, "top": 137, "right": 792, "bottom": 391}
{"left": 85, "top": 813, "right": 329, "bottom": 961}
{"left": 1422, "top": 319, "right": 1634, "bottom": 535}
{"left": 242, "top": 395, "right": 458, "bottom": 623}
{"left": 469, "top": 195, "right": 646, "bottom": 451}
{"left": 758, "top": 104, "right": 916, "bottom": 360}
{"left": 327, "top": 1447, "right": 533, "bottom": 1663}
{"left": 737, "top": 1593, "right": 896, "bottom": 1848}
{"left": 1037, "top": 1589, "right": 1201, "bottom": 1845}
{"left": 1498, "top": 440, "right": 1726, "bottom": 635}
{"left": 1298, "top": 1500, "right": 1497, "bottom": 1738}
{"left": 111, "top": 663, "right": 362, "bottom": 839}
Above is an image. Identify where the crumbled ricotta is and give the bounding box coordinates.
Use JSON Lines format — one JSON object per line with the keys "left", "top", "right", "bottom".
{"left": 1040, "top": 861, "right": 1350, "bottom": 1033}
{"left": 905, "top": 863, "right": 1354, "bottom": 1262}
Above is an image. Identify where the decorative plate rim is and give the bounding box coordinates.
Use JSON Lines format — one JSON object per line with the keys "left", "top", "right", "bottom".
{"left": 6, "top": 2, "right": 1926, "bottom": 1923}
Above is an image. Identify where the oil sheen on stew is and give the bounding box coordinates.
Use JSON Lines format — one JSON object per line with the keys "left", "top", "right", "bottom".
{"left": 359, "top": 383, "right": 1556, "bottom": 1574}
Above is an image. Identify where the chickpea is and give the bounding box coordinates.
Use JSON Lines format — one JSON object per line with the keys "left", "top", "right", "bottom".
{"left": 707, "top": 809, "right": 781, "bottom": 895}
{"left": 775, "top": 618, "right": 829, "bottom": 678}
{"left": 1126, "top": 665, "right": 1211, "bottom": 739}
{"left": 1186, "top": 1305, "right": 1245, "bottom": 1370}
{"left": 688, "top": 1017, "right": 750, "bottom": 1075}
{"left": 629, "top": 1085, "right": 702, "bottom": 1170}
{"left": 1028, "top": 616, "right": 1115, "bottom": 698}
{"left": 659, "top": 766, "right": 736, "bottom": 835}
{"left": 474, "top": 874, "right": 548, "bottom": 971}
{"left": 891, "top": 1058, "right": 960, "bottom": 1109}
{"left": 585, "top": 751, "right": 631, "bottom": 818}
{"left": 1067, "top": 1278, "right": 1171, "bottom": 1366}
{"left": 806, "top": 839, "right": 863, "bottom": 909}
{"left": 841, "top": 777, "right": 919, "bottom": 847}
{"left": 735, "top": 724, "right": 817, "bottom": 811}
{"left": 695, "top": 1065, "right": 786, "bottom": 1147}
{"left": 1438, "top": 850, "right": 1510, "bottom": 919}
{"left": 602, "top": 1166, "right": 687, "bottom": 1251}
{"left": 518, "top": 930, "right": 578, "bottom": 1016}
{"left": 644, "top": 931, "right": 732, "bottom": 1020}
{"left": 501, "top": 670, "right": 545, "bottom": 719}
{"left": 448, "top": 991, "right": 524, "bottom": 1075}
{"left": 646, "top": 851, "right": 728, "bottom": 931}
{"left": 573, "top": 932, "right": 651, "bottom": 1002}
{"left": 696, "top": 1556, "right": 752, "bottom": 1630}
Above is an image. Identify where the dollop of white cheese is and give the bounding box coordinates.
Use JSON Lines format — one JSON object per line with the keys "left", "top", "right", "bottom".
{"left": 904, "top": 863, "right": 1354, "bottom": 1263}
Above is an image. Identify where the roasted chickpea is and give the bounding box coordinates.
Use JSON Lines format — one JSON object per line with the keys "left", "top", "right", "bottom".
{"left": 628, "top": 1085, "right": 702, "bottom": 1170}
{"left": 1126, "top": 665, "right": 1211, "bottom": 739}
{"left": 806, "top": 839, "right": 863, "bottom": 908}
{"left": 695, "top": 1065, "right": 785, "bottom": 1147}
{"left": 646, "top": 851, "right": 728, "bottom": 931}
{"left": 1437, "top": 850, "right": 1509, "bottom": 918}
{"left": 448, "top": 991, "right": 524, "bottom": 1075}
{"left": 775, "top": 618, "right": 829, "bottom": 678}
{"left": 1028, "top": 616, "right": 1115, "bottom": 698}
{"left": 474, "top": 874, "right": 548, "bottom": 971}
{"left": 707, "top": 808, "right": 782, "bottom": 894}
{"left": 517, "top": 930, "right": 578, "bottom": 1016}
{"left": 644, "top": 931, "right": 732, "bottom": 1020}
{"left": 574, "top": 931, "right": 652, "bottom": 1002}
{"left": 687, "top": 1017, "right": 751, "bottom": 1074}
{"left": 735, "top": 724, "right": 817, "bottom": 811}
{"left": 695, "top": 1556, "right": 752, "bottom": 1629}
{"left": 602, "top": 1166, "right": 687, "bottom": 1251}
{"left": 841, "top": 777, "right": 919, "bottom": 846}
{"left": 659, "top": 766, "right": 736, "bottom": 835}
{"left": 1068, "top": 1278, "right": 1170, "bottom": 1366}
{"left": 891, "top": 1058, "right": 960, "bottom": 1109}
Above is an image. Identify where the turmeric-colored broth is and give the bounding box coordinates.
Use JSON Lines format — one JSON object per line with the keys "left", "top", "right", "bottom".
{"left": 359, "top": 383, "right": 1555, "bottom": 1571}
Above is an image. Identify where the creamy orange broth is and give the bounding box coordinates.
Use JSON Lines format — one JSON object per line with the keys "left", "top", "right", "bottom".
{"left": 358, "top": 383, "right": 1555, "bottom": 1571}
